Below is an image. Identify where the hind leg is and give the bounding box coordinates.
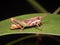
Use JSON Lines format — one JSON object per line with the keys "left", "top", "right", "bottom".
{"left": 10, "top": 24, "right": 22, "bottom": 29}
{"left": 18, "top": 26, "right": 25, "bottom": 32}
{"left": 10, "top": 18, "right": 17, "bottom": 24}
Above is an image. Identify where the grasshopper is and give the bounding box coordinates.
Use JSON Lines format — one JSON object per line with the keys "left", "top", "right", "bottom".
{"left": 10, "top": 16, "right": 42, "bottom": 31}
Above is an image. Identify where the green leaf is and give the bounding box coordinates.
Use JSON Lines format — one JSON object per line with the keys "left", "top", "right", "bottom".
{"left": 0, "top": 13, "right": 60, "bottom": 36}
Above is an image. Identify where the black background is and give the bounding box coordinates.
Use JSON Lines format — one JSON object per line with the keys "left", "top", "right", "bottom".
{"left": 0, "top": 0, "right": 60, "bottom": 21}
{"left": 0, "top": 34, "right": 60, "bottom": 45}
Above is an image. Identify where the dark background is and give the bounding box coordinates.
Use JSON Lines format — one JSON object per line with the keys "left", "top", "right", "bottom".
{"left": 0, "top": 34, "right": 60, "bottom": 45}
{"left": 0, "top": 0, "right": 60, "bottom": 21}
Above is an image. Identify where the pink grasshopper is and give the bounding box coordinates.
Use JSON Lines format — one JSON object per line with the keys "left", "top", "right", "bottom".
{"left": 10, "top": 16, "right": 42, "bottom": 31}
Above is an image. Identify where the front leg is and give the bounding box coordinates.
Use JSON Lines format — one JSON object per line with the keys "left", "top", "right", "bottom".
{"left": 36, "top": 23, "right": 42, "bottom": 31}
{"left": 36, "top": 24, "right": 40, "bottom": 29}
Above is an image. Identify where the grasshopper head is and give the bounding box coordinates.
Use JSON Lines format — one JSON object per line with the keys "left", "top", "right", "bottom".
{"left": 37, "top": 16, "right": 42, "bottom": 20}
